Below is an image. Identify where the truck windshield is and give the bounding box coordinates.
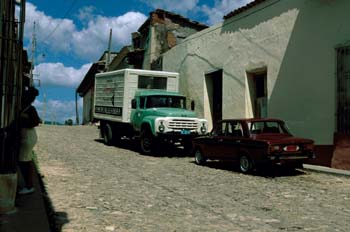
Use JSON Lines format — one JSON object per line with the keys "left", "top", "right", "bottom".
{"left": 146, "top": 96, "right": 186, "bottom": 109}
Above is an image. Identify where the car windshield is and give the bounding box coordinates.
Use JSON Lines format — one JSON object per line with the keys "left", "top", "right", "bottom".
{"left": 248, "top": 121, "right": 290, "bottom": 135}
{"left": 145, "top": 96, "right": 186, "bottom": 109}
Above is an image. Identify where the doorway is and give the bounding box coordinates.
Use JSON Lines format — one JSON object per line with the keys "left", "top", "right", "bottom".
{"left": 248, "top": 71, "right": 267, "bottom": 118}
{"left": 205, "top": 70, "right": 223, "bottom": 126}
{"left": 336, "top": 46, "right": 350, "bottom": 133}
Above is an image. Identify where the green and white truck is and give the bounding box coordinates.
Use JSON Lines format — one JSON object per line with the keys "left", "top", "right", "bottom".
{"left": 93, "top": 69, "right": 208, "bottom": 154}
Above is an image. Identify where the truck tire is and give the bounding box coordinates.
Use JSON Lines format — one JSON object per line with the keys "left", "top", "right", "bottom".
{"left": 140, "top": 128, "right": 154, "bottom": 155}
{"left": 103, "top": 123, "right": 114, "bottom": 145}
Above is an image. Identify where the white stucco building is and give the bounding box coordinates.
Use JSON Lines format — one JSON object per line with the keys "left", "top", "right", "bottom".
{"left": 163, "top": 0, "right": 350, "bottom": 168}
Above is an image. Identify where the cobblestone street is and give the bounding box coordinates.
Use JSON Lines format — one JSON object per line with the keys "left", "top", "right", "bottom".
{"left": 35, "top": 125, "right": 350, "bottom": 232}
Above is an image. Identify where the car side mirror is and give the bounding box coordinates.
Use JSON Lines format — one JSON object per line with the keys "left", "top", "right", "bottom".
{"left": 131, "top": 99, "right": 136, "bottom": 109}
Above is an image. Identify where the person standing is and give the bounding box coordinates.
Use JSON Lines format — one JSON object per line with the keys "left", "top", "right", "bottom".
{"left": 18, "top": 87, "right": 41, "bottom": 195}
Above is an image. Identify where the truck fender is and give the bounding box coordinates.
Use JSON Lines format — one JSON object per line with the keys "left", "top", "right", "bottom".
{"left": 140, "top": 120, "right": 156, "bottom": 136}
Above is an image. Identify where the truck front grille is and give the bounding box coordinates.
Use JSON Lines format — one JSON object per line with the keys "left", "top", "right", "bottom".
{"left": 168, "top": 119, "right": 198, "bottom": 129}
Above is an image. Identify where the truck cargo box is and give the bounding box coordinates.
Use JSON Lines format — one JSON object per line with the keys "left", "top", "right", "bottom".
{"left": 94, "top": 69, "right": 179, "bottom": 123}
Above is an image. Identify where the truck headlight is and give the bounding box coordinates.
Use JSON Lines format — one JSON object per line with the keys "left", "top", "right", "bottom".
{"left": 200, "top": 123, "right": 207, "bottom": 134}
{"left": 158, "top": 121, "right": 165, "bottom": 133}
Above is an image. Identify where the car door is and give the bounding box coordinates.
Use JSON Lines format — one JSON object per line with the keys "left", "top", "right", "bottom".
{"left": 219, "top": 121, "right": 243, "bottom": 160}
{"left": 203, "top": 121, "right": 226, "bottom": 159}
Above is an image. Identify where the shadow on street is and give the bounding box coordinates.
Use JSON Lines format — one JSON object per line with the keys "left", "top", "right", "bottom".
{"left": 192, "top": 160, "right": 307, "bottom": 178}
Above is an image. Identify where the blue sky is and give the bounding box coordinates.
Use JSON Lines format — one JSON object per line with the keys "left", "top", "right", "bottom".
{"left": 21, "top": 0, "right": 253, "bottom": 123}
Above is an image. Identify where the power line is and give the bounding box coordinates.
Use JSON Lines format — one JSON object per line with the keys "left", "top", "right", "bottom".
{"left": 40, "top": 0, "right": 79, "bottom": 43}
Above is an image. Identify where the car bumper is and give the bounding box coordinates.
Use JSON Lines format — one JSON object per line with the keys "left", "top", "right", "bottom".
{"left": 267, "top": 152, "right": 316, "bottom": 163}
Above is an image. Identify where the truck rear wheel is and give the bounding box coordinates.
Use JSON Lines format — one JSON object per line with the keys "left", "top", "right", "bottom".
{"left": 140, "top": 128, "right": 154, "bottom": 155}
{"left": 103, "top": 123, "right": 114, "bottom": 145}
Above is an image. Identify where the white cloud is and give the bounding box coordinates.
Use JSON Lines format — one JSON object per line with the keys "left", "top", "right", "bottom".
{"left": 34, "top": 98, "right": 83, "bottom": 124}
{"left": 201, "top": 0, "right": 255, "bottom": 25}
{"left": 77, "top": 5, "right": 97, "bottom": 24}
{"left": 25, "top": 2, "right": 147, "bottom": 61}
{"left": 141, "top": 0, "right": 199, "bottom": 13}
{"left": 72, "top": 12, "right": 147, "bottom": 59}
{"left": 25, "top": 2, "right": 76, "bottom": 52}
{"left": 34, "top": 63, "right": 91, "bottom": 88}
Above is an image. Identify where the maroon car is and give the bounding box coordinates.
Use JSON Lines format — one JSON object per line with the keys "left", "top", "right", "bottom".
{"left": 192, "top": 118, "right": 315, "bottom": 173}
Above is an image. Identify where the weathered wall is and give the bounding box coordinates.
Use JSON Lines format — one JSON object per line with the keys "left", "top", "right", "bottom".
{"left": 82, "top": 88, "right": 93, "bottom": 124}
{"left": 143, "top": 14, "right": 205, "bottom": 70}
{"left": 163, "top": 0, "right": 350, "bottom": 146}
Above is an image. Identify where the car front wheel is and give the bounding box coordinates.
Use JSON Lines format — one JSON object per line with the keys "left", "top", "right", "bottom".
{"left": 239, "top": 154, "right": 254, "bottom": 174}
{"left": 194, "top": 149, "right": 207, "bottom": 165}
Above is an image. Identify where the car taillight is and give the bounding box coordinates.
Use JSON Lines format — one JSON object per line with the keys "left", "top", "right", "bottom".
{"left": 283, "top": 145, "right": 300, "bottom": 152}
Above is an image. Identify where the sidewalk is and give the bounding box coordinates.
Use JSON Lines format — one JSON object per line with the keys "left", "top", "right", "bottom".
{"left": 303, "top": 164, "right": 350, "bottom": 177}
{"left": 0, "top": 168, "right": 51, "bottom": 232}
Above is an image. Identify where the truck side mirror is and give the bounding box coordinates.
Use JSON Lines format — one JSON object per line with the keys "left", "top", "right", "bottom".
{"left": 131, "top": 99, "right": 136, "bottom": 109}
{"left": 191, "top": 100, "right": 195, "bottom": 111}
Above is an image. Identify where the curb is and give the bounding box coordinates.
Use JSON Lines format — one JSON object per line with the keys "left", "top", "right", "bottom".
{"left": 303, "top": 164, "right": 350, "bottom": 177}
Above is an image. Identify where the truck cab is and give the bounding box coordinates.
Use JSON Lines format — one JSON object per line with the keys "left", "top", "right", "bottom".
{"left": 131, "top": 90, "right": 208, "bottom": 154}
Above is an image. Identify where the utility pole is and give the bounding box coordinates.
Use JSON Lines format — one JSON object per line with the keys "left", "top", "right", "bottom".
{"left": 29, "top": 21, "right": 36, "bottom": 86}
{"left": 42, "top": 92, "right": 46, "bottom": 124}
{"left": 106, "top": 28, "right": 112, "bottom": 71}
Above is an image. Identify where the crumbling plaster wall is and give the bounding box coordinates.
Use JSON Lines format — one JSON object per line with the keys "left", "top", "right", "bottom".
{"left": 143, "top": 13, "right": 202, "bottom": 70}
{"left": 163, "top": 0, "right": 350, "bottom": 145}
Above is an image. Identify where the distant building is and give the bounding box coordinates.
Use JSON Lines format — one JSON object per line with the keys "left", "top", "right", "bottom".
{"left": 128, "top": 9, "right": 208, "bottom": 70}
{"left": 76, "top": 52, "right": 118, "bottom": 125}
{"left": 163, "top": 0, "right": 350, "bottom": 169}
{"left": 77, "top": 9, "right": 208, "bottom": 124}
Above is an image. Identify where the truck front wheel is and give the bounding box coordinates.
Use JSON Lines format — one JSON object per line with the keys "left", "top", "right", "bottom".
{"left": 140, "top": 128, "right": 154, "bottom": 155}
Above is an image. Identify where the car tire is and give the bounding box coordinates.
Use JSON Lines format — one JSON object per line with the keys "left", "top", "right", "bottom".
{"left": 194, "top": 149, "right": 207, "bottom": 165}
{"left": 103, "top": 123, "right": 113, "bottom": 146}
{"left": 239, "top": 154, "right": 254, "bottom": 174}
{"left": 140, "top": 128, "right": 154, "bottom": 155}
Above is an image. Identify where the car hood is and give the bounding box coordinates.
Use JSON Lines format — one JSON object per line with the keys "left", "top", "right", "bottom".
{"left": 149, "top": 108, "right": 197, "bottom": 117}
{"left": 253, "top": 134, "right": 314, "bottom": 145}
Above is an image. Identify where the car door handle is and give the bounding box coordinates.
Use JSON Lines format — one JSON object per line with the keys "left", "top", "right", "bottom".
{"left": 218, "top": 139, "right": 223, "bottom": 142}
{"left": 237, "top": 140, "right": 241, "bottom": 143}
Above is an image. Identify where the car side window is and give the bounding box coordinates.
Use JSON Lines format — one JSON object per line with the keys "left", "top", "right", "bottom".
{"left": 213, "top": 122, "right": 226, "bottom": 136}
{"left": 228, "top": 122, "right": 243, "bottom": 137}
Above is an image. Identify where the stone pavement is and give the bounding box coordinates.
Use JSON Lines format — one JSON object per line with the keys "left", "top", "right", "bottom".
{"left": 0, "top": 164, "right": 349, "bottom": 232}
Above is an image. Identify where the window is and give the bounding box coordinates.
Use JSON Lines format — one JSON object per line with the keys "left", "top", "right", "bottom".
{"left": 248, "top": 121, "right": 289, "bottom": 134}
{"left": 227, "top": 122, "right": 243, "bottom": 137}
{"left": 138, "top": 76, "right": 167, "bottom": 90}
{"left": 145, "top": 96, "right": 186, "bottom": 109}
{"left": 139, "top": 97, "right": 145, "bottom": 109}
{"left": 213, "top": 122, "right": 226, "bottom": 136}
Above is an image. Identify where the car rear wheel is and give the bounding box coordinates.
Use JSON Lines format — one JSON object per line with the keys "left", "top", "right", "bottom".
{"left": 239, "top": 155, "right": 253, "bottom": 174}
{"left": 194, "top": 149, "right": 207, "bottom": 165}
